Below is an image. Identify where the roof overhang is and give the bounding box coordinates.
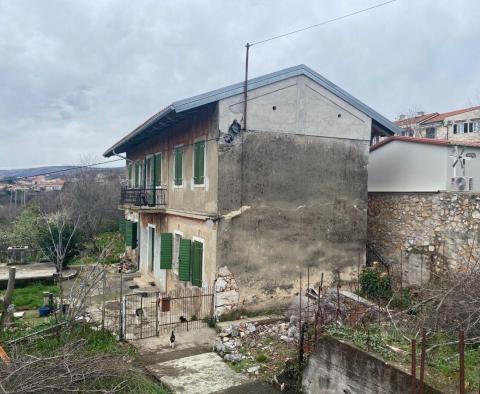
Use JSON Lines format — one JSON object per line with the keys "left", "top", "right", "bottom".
{"left": 104, "top": 64, "right": 400, "bottom": 157}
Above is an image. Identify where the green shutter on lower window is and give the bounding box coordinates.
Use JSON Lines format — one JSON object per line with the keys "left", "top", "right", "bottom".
{"left": 160, "top": 233, "right": 173, "bottom": 269}
{"left": 191, "top": 241, "right": 203, "bottom": 287}
{"left": 125, "top": 221, "right": 137, "bottom": 249}
{"left": 179, "top": 239, "right": 191, "bottom": 281}
{"left": 119, "top": 219, "right": 127, "bottom": 240}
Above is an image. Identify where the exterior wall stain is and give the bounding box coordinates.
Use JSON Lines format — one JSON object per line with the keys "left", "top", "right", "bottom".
{"left": 217, "top": 131, "right": 369, "bottom": 307}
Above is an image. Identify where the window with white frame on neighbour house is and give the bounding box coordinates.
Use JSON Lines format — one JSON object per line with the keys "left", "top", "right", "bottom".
{"left": 474, "top": 121, "right": 480, "bottom": 132}
{"left": 425, "top": 127, "right": 436, "bottom": 138}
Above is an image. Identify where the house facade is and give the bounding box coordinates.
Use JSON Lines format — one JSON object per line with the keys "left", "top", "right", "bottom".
{"left": 368, "top": 136, "right": 480, "bottom": 286}
{"left": 104, "top": 65, "right": 398, "bottom": 312}
{"left": 395, "top": 106, "right": 480, "bottom": 142}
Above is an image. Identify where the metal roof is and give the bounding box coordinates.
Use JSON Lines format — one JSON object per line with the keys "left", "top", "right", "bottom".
{"left": 104, "top": 64, "right": 400, "bottom": 157}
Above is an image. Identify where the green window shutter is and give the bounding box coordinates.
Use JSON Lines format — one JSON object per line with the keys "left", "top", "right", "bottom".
{"left": 191, "top": 241, "right": 203, "bottom": 287}
{"left": 127, "top": 165, "right": 133, "bottom": 188}
{"left": 125, "top": 221, "right": 137, "bottom": 249}
{"left": 154, "top": 153, "right": 161, "bottom": 187}
{"left": 194, "top": 141, "right": 205, "bottom": 185}
{"left": 143, "top": 157, "right": 147, "bottom": 187}
{"left": 119, "top": 219, "right": 127, "bottom": 240}
{"left": 160, "top": 233, "right": 173, "bottom": 269}
{"left": 179, "top": 239, "right": 191, "bottom": 281}
{"left": 174, "top": 147, "right": 183, "bottom": 186}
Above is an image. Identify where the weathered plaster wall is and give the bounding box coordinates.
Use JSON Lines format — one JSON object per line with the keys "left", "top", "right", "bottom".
{"left": 217, "top": 132, "right": 369, "bottom": 308}
{"left": 139, "top": 212, "right": 217, "bottom": 291}
{"left": 127, "top": 103, "right": 219, "bottom": 215}
{"left": 302, "top": 336, "right": 440, "bottom": 394}
{"left": 368, "top": 192, "right": 480, "bottom": 286}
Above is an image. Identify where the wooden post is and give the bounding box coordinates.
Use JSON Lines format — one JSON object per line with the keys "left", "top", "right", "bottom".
{"left": 419, "top": 328, "right": 426, "bottom": 394}
{"left": 0, "top": 267, "right": 16, "bottom": 329}
{"left": 459, "top": 330, "right": 465, "bottom": 394}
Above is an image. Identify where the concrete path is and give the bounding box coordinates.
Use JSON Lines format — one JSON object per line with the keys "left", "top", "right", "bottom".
{"left": 133, "top": 327, "right": 279, "bottom": 393}
{"left": 150, "top": 352, "right": 249, "bottom": 393}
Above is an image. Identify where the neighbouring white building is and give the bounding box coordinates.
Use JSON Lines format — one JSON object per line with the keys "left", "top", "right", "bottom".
{"left": 368, "top": 136, "right": 480, "bottom": 286}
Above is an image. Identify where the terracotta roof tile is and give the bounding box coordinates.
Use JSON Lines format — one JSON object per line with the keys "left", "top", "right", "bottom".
{"left": 370, "top": 136, "right": 480, "bottom": 152}
{"left": 421, "top": 106, "right": 480, "bottom": 124}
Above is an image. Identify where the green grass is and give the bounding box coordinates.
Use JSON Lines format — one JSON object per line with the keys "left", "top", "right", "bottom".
{"left": 2, "top": 282, "right": 59, "bottom": 311}
{"left": 218, "top": 307, "right": 285, "bottom": 322}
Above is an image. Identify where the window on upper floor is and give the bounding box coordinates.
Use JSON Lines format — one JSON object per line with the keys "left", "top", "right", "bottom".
{"left": 425, "top": 127, "right": 436, "bottom": 139}
{"left": 174, "top": 146, "right": 183, "bottom": 186}
{"left": 401, "top": 128, "right": 414, "bottom": 137}
{"left": 127, "top": 163, "right": 134, "bottom": 188}
{"left": 193, "top": 140, "right": 205, "bottom": 185}
{"left": 453, "top": 122, "right": 480, "bottom": 134}
{"left": 134, "top": 162, "right": 143, "bottom": 187}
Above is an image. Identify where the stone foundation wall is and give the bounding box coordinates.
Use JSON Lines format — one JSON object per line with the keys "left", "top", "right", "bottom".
{"left": 368, "top": 192, "right": 480, "bottom": 286}
{"left": 215, "top": 266, "right": 240, "bottom": 316}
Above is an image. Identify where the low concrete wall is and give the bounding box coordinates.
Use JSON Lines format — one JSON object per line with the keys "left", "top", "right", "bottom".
{"left": 302, "top": 336, "right": 441, "bottom": 394}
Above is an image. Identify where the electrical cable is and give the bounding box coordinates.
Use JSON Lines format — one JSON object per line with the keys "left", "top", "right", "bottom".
{"left": 1, "top": 158, "right": 124, "bottom": 183}
{"left": 249, "top": 0, "right": 397, "bottom": 47}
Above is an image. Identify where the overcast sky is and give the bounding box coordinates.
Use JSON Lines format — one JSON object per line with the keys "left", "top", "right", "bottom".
{"left": 1, "top": 0, "right": 479, "bottom": 168}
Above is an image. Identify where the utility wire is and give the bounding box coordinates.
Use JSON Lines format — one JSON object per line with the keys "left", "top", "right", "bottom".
{"left": 250, "top": 0, "right": 397, "bottom": 46}
{"left": 1, "top": 158, "right": 124, "bottom": 183}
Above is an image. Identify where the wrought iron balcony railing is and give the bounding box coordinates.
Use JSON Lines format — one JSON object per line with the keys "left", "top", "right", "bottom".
{"left": 120, "top": 185, "right": 167, "bottom": 208}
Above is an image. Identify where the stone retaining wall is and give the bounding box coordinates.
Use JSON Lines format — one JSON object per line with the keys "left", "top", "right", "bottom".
{"left": 368, "top": 192, "right": 480, "bottom": 285}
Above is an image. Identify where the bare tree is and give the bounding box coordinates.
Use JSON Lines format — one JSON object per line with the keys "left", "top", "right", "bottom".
{"left": 61, "top": 155, "right": 122, "bottom": 246}
{"left": 41, "top": 209, "right": 81, "bottom": 305}
{"left": 397, "top": 106, "right": 426, "bottom": 138}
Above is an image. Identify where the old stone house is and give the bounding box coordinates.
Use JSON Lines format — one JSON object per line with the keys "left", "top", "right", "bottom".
{"left": 104, "top": 64, "right": 398, "bottom": 312}
{"left": 394, "top": 106, "right": 480, "bottom": 141}
{"left": 368, "top": 136, "right": 480, "bottom": 286}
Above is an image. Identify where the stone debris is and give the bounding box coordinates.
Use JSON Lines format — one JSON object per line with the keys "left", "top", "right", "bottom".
{"left": 215, "top": 318, "right": 299, "bottom": 366}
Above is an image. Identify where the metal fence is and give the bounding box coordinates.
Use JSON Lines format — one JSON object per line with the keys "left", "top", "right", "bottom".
{"left": 120, "top": 185, "right": 167, "bottom": 207}
{"left": 121, "top": 286, "right": 214, "bottom": 340}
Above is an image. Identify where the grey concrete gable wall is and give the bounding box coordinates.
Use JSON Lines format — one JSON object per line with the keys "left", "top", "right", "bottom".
{"left": 217, "top": 75, "right": 371, "bottom": 140}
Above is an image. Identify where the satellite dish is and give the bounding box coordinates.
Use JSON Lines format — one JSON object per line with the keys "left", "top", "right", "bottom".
{"left": 229, "top": 120, "right": 241, "bottom": 134}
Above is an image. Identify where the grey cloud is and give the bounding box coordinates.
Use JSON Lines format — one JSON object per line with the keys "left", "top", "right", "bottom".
{"left": 0, "top": 0, "right": 479, "bottom": 167}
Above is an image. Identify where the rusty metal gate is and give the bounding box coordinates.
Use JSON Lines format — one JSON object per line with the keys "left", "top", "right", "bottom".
{"left": 121, "top": 286, "right": 215, "bottom": 340}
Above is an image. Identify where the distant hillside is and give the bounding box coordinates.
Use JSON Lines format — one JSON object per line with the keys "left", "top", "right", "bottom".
{"left": 0, "top": 166, "right": 124, "bottom": 182}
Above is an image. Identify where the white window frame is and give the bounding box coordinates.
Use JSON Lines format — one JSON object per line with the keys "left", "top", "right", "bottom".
{"left": 147, "top": 224, "right": 156, "bottom": 274}
{"left": 192, "top": 236, "right": 206, "bottom": 288}
{"left": 173, "top": 144, "right": 184, "bottom": 189}
{"left": 192, "top": 137, "right": 207, "bottom": 188}
{"left": 145, "top": 154, "right": 154, "bottom": 187}
{"left": 173, "top": 230, "right": 183, "bottom": 271}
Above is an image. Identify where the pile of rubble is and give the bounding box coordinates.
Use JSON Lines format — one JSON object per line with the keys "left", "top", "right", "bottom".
{"left": 214, "top": 317, "right": 299, "bottom": 366}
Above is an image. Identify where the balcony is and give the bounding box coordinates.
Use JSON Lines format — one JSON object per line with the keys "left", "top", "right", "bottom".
{"left": 120, "top": 185, "right": 167, "bottom": 208}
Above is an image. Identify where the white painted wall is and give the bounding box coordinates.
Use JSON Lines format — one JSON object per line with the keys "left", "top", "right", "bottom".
{"left": 218, "top": 75, "right": 372, "bottom": 141}
{"left": 369, "top": 141, "right": 480, "bottom": 192}
{"left": 368, "top": 141, "right": 447, "bottom": 192}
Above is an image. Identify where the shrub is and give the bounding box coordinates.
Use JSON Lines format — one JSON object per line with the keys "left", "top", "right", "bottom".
{"left": 255, "top": 353, "right": 268, "bottom": 363}
{"left": 359, "top": 266, "right": 392, "bottom": 301}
